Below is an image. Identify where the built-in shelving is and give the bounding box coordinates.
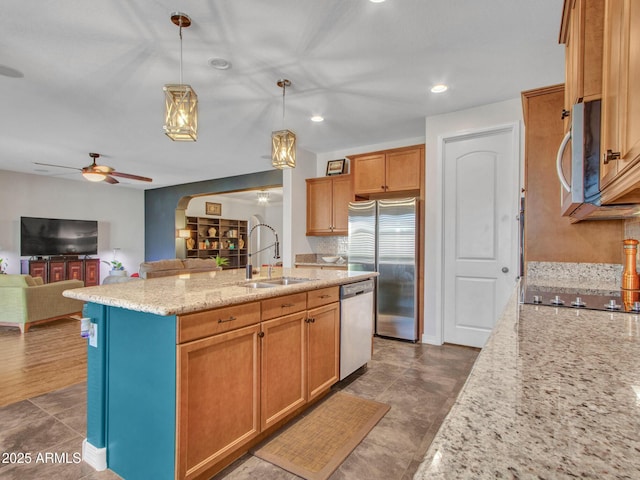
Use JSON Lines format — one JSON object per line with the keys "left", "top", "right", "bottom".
{"left": 184, "top": 217, "right": 248, "bottom": 269}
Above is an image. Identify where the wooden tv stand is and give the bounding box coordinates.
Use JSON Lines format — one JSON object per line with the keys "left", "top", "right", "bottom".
{"left": 21, "top": 257, "right": 100, "bottom": 286}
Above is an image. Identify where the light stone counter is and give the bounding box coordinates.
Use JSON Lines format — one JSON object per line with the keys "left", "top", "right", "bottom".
{"left": 414, "top": 288, "right": 640, "bottom": 479}
{"left": 63, "top": 267, "right": 375, "bottom": 316}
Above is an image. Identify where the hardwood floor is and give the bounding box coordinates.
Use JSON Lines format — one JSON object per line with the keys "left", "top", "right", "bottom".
{"left": 0, "top": 318, "right": 87, "bottom": 407}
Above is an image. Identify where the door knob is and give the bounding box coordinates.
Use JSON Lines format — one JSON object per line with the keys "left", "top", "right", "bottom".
{"left": 501, "top": 267, "right": 509, "bottom": 273}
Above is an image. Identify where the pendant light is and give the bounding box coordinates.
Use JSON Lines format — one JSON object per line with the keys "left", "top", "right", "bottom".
{"left": 271, "top": 79, "right": 296, "bottom": 169}
{"left": 163, "top": 12, "right": 198, "bottom": 141}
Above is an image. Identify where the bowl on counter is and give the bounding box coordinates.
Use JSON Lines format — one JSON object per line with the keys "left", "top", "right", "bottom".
{"left": 322, "top": 256, "right": 341, "bottom": 263}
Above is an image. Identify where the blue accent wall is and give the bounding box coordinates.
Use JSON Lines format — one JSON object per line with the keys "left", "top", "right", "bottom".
{"left": 144, "top": 170, "right": 282, "bottom": 261}
{"left": 106, "top": 307, "right": 177, "bottom": 480}
{"left": 85, "top": 302, "right": 107, "bottom": 448}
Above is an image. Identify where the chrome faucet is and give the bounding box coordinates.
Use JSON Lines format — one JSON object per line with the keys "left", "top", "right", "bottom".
{"left": 246, "top": 223, "right": 280, "bottom": 280}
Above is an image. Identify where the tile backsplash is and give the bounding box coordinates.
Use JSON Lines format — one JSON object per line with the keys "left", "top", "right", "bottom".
{"left": 306, "top": 236, "right": 348, "bottom": 255}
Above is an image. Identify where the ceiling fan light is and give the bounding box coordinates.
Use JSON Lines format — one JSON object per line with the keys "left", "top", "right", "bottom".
{"left": 83, "top": 171, "right": 107, "bottom": 182}
{"left": 271, "top": 129, "right": 296, "bottom": 169}
{"left": 164, "top": 84, "right": 198, "bottom": 141}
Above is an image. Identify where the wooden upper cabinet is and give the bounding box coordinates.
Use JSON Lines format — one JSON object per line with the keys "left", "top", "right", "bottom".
{"left": 352, "top": 153, "right": 386, "bottom": 194}
{"left": 560, "top": 0, "right": 605, "bottom": 132}
{"left": 306, "top": 174, "right": 353, "bottom": 236}
{"left": 599, "top": 0, "right": 640, "bottom": 202}
{"left": 351, "top": 145, "right": 423, "bottom": 196}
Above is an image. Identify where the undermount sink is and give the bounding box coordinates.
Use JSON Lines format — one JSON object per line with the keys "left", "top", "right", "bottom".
{"left": 243, "top": 277, "right": 312, "bottom": 289}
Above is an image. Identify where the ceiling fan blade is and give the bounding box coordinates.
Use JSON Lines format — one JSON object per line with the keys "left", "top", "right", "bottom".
{"left": 110, "top": 171, "right": 153, "bottom": 182}
{"left": 104, "top": 175, "right": 119, "bottom": 184}
{"left": 34, "top": 162, "right": 81, "bottom": 171}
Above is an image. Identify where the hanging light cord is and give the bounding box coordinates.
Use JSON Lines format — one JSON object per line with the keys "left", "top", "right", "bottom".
{"left": 281, "top": 82, "right": 286, "bottom": 129}
{"left": 179, "top": 19, "right": 184, "bottom": 85}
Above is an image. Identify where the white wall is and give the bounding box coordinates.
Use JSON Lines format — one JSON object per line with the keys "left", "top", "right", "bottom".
{"left": 423, "top": 98, "right": 524, "bottom": 344}
{"left": 283, "top": 147, "right": 317, "bottom": 267}
{"left": 0, "top": 170, "right": 145, "bottom": 283}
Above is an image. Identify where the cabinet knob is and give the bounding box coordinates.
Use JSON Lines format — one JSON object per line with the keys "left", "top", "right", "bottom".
{"left": 603, "top": 149, "right": 621, "bottom": 164}
{"left": 561, "top": 109, "right": 570, "bottom": 119}
{"left": 258, "top": 331, "right": 265, "bottom": 338}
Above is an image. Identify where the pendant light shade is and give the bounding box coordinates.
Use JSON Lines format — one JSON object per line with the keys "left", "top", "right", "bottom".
{"left": 164, "top": 84, "right": 198, "bottom": 141}
{"left": 272, "top": 79, "right": 296, "bottom": 169}
{"left": 164, "top": 13, "right": 198, "bottom": 142}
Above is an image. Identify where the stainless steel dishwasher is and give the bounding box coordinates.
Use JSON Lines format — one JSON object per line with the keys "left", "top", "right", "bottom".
{"left": 340, "top": 279, "right": 375, "bottom": 380}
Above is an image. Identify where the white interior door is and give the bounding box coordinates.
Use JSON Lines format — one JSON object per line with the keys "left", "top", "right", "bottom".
{"left": 442, "top": 125, "right": 519, "bottom": 347}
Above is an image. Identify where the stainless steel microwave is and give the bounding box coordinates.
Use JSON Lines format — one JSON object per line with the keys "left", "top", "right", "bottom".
{"left": 557, "top": 100, "right": 640, "bottom": 221}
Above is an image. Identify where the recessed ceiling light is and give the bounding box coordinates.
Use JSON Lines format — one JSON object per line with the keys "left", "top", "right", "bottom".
{"left": 311, "top": 115, "right": 324, "bottom": 122}
{"left": 430, "top": 84, "right": 448, "bottom": 93}
{"left": 369, "top": 0, "right": 386, "bottom": 3}
{"left": 208, "top": 58, "right": 231, "bottom": 70}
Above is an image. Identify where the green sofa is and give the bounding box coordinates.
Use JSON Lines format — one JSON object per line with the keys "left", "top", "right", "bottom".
{"left": 0, "top": 274, "right": 85, "bottom": 333}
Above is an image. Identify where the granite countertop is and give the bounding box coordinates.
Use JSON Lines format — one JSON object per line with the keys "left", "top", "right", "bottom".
{"left": 63, "top": 267, "right": 376, "bottom": 316}
{"left": 414, "top": 287, "right": 640, "bottom": 479}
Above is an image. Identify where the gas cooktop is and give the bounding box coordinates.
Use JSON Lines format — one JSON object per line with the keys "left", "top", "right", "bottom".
{"left": 522, "top": 284, "right": 640, "bottom": 313}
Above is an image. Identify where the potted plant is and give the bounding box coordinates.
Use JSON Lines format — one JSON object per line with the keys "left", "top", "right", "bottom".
{"left": 0, "top": 257, "right": 7, "bottom": 274}
{"left": 103, "top": 259, "right": 126, "bottom": 276}
{"left": 212, "top": 255, "right": 229, "bottom": 270}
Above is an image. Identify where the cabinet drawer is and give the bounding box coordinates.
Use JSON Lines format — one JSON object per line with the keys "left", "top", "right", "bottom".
{"left": 307, "top": 286, "right": 339, "bottom": 309}
{"left": 261, "top": 292, "right": 307, "bottom": 321}
{"left": 178, "top": 301, "right": 260, "bottom": 344}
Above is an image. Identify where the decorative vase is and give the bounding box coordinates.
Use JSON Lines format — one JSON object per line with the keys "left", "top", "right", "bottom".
{"left": 208, "top": 227, "right": 217, "bottom": 237}
{"left": 239, "top": 237, "right": 245, "bottom": 249}
{"left": 110, "top": 270, "right": 127, "bottom": 277}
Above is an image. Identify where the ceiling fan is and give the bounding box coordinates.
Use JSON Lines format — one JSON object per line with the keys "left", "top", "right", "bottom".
{"left": 35, "top": 153, "right": 152, "bottom": 184}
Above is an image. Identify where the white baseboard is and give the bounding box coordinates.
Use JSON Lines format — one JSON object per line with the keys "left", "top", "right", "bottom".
{"left": 82, "top": 439, "right": 107, "bottom": 471}
{"left": 422, "top": 334, "right": 443, "bottom": 345}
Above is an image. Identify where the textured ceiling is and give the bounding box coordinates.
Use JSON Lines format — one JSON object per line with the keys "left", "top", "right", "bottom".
{"left": 0, "top": 0, "right": 564, "bottom": 189}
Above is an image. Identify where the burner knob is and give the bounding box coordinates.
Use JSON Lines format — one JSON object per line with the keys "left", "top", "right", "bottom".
{"left": 632, "top": 301, "right": 640, "bottom": 313}
{"left": 533, "top": 295, "right": 542, "bottom": 304}
{"left": 571, "top": 297, "right": 586, "bottom": 307}
{"left": 605, "top": 299, "right": 621, "bottom": 310}
{"left": 551, "top": 295, "right": 564, "bottom": 306}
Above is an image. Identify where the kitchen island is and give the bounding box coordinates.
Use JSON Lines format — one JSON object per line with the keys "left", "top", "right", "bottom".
{"left": 64, "top": 268, "right": 377, "bottom": 480}
{"left": 414, "top": 289, "right": 640, "bottom": 479}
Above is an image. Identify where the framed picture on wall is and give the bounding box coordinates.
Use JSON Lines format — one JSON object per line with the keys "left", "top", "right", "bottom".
{"left": 205, "top": 202, "right": 222, "bottom": 216}
{"left": 326, "top": 159, "right": 346, "bottom": 176}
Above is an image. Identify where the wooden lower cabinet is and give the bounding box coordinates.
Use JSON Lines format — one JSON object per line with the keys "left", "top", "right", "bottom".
{"left": 260, "top": 312, "right": 307, "bottom": 430}
{"left": 307, "top": 302, "right": 340, "bottom": 402}
{"left": 176, "top": 323, "right": 261, "bottom": 480}
{"left": 175, "top": 288, "right": 342, "bottom": 479}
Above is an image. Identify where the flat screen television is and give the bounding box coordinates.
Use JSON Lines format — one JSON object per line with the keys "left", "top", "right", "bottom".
{"left": 20, "top": 216, "right": 98, "bottom": 257}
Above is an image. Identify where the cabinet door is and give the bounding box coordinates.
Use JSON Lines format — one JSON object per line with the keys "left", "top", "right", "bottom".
{"left": 48, "top": 261, "right": 66, "bottom": 283}
{"left": 28, "top": 261, "right": 47, "bottom": 283}
{"left": 67, "top": 260, "right": 84, "bottom": 281}
{"left": 385, "top": 148, "right": 422, "bottom": 192}
{"left": 600, "top": 0, "right": 640, "bottom": 195}
{"left": 84, "top": 259, "right": 100, "bottom": 286}
{"left": 306, "top": 303, "right": 340, "bottom": 402}
{"left": 331, "top": 175, "right": 353, "bottom": 235}
{"left": 306, "top": 177, "right": 333, "bottom": 235}
{"left": 261, "top": 312, "right": 307, "bottom": 430}
{"left": 601, "top": 0, "right": 627, "bottom": 186}
{"left": 176, "top": 324, "right": 261, "bottom": 480}
{"left": 353, "top": 154, "right": 386, "bottom": 195}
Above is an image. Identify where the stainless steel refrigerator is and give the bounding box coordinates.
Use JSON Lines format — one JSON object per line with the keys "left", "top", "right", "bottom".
{"left": 347, "top": 197, "right": 418, "bottom": 341}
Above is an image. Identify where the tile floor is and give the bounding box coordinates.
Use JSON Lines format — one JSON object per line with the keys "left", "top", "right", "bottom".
{"left": 0, "top": 338, "right": 478, "bottom": 480}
